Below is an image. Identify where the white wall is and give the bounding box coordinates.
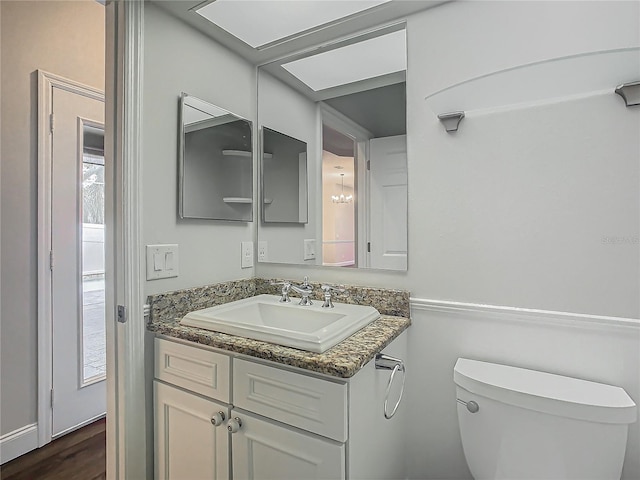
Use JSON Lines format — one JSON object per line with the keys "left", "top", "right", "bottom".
{"left": 256, "top": 1, "right": 640, "bottom": 478}
{"left": 0, "top": 0, "right": 105, "bottom": 437}
{"left": 143, "top": 3, "right": 256, "bottom": 296}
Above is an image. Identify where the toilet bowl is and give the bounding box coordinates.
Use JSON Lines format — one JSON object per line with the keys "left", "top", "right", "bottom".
{"left": 454, "top": 358, "right": 637, "bottom": 480}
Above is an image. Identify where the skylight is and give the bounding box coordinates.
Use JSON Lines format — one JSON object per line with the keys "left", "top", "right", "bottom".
{"left": 281, "top": 29, "right": 406, "bottom": 91}
{"left": 195, "top": 0, "right": 392, "bottom": 49}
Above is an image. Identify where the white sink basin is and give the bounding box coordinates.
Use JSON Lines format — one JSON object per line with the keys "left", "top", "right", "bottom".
{"left": 180, "top": 294, "right": 380, "bottom": 353}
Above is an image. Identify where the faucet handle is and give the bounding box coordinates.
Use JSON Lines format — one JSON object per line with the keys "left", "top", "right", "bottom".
{"left": 320, "top": 285, "right": 346, "bottom": 308}
{"left": 270, "top": 281, "right": 292, "bottom": 303}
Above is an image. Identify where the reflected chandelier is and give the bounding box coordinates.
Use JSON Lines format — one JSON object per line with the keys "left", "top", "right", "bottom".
{"left": 332, "top": 173, "right": 353, "bottom": 204}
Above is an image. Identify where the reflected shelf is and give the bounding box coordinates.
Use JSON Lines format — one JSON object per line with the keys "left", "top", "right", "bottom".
{"left": 222, "top": 149, "right": 252, "bottom": 157}
{"left": 223, "top": 197, "right": 252, "bottom": 204}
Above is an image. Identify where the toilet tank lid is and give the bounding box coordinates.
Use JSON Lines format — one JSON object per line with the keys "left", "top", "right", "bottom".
{"left": 454, "top": 358, "right": 637, "bottom": 424}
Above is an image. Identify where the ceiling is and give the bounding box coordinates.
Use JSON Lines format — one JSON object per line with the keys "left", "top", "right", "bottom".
{"left": 154, "top": 1, "right": 443, "bottom": 138}
{"left": 152, "top": 0, "right": 447, "bottom": 66}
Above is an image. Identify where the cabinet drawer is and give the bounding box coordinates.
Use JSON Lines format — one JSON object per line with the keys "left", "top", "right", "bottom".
{"left": 233, "top": 358, "right": 347, "bottom": 442}
{"left": 155, "top": 338, "right": 230, "bottom": 402}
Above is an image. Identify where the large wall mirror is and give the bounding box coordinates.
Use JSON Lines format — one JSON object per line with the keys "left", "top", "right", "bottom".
{"left": 179, "top": 93, "right": 253, "bottom": 221}
{"left": 257, "top": 24, "right": 407, "bottom": 270}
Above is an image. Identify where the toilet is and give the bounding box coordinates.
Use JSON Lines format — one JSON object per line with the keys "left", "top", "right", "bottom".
{"left": 454, "top": 358, "right": 637, "bottom": 480}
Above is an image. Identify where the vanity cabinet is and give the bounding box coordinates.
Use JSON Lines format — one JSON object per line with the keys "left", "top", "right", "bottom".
{"left": 155, "top": 382, "right": 230, "bottom": 480}
{"left": 229, "top": 409, "right": 345, "bottom": 480}
{"left": 154, "top": 330, "right": 408, "bottom": 480}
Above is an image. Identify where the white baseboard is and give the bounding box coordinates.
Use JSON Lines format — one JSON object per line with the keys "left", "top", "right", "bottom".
{"left": 0, "top": 423, "right": 38, "bottom": 464}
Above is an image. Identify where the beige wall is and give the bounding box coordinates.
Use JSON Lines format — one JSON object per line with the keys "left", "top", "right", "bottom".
{"left": 0, "top": 0, "right": 105, "bottom": 436}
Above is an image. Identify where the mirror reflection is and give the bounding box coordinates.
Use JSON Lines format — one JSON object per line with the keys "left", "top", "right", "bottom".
{"left": 179, "top": 93, "right": 253, "bottom": 221}
{"left": 257, "top": 25, "right": 407, "bottom": 270}
{"left": 261, "top": 127, "right": 308, "bottom": 224}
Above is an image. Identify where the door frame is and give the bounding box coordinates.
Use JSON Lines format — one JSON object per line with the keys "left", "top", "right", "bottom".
{"left": 36, "top": 1, "right": 148, "bottom": 478}
{"left": 37, "top": 70, "right": 106, "bottom": 447}
{"left": 319, "top": 103, "right": 373, "bottom": 268}
{"left": 105, "top": 1, "right": 147, "bottom": 478}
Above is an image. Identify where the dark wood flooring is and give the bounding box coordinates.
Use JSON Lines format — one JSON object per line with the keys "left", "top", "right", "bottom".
{"left": 1, "top": 418, "right": 106, "bottom": 480}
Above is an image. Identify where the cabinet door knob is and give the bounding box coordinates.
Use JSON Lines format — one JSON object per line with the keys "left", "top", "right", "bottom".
{"left": 210, "top": 411, "right": 226, "bottom": 426}
{"left": 227, "top": 417, "right": 242, "bottom": 433}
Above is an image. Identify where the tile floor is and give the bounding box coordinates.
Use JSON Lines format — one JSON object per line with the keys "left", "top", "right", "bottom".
{"left": 83, "top": 278, "right": 106, "bottom": 381}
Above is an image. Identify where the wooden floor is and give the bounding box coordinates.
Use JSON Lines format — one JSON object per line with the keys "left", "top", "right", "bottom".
{"left": 1, "top": 418, "right": 106, "bottom": 480}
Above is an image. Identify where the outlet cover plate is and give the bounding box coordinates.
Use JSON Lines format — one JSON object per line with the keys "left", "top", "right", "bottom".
{"left": 241, "top": 241, "right": 254, "bottom": 268}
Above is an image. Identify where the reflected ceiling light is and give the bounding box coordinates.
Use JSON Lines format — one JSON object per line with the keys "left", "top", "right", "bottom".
{"left": 196, "top": 0, "right": 392, "bottom": 49}
{"left": 281, "top": 29, "right": 406, "bottom": 91}
{"left": 332, "top": 173, "right": 353, "bottom": 204}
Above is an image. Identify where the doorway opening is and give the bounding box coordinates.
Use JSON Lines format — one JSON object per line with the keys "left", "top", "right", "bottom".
{"left": 322, "top": 124, "right": 356, "bottom": 267}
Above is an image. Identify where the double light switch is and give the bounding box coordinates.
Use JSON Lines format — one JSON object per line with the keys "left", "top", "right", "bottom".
{"left": 146, "top": 244, "right": 179, "bottom": 280}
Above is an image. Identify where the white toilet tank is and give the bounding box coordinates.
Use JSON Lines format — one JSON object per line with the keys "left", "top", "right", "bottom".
{"left": 454, "top": 358, "right": 637, "bottom": 480}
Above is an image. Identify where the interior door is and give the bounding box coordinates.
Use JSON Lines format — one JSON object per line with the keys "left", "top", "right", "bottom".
{"left": 51, "top": 85, "right": 106, "bottom": 436}
{"left": 368, "top": 135, "right": 408, "bottom": 270}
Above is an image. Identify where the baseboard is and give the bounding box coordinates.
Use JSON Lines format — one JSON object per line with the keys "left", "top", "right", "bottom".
{"left": 410, "top": 298, "right": 640, "bottom": 332}
{"left": 0, "top": 423, "right": 38, "bottom": 464}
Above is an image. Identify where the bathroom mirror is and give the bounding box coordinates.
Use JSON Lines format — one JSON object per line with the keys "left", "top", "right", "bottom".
{"left": 257, "top": 24, "right": 407, "bottom": 270}
{"left": 179, "top": 93, "right": 253, "bottom": 221}
{"left": 261, "top": 127, "right": 308, "bottom": 223}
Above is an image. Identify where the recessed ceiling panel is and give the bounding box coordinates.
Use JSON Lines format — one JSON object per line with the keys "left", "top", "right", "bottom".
{"left": 195, "top": 0, "right": 391, "bottom": 48}
{"left": 281, "top": 29, "right": 406, "bottom": 91}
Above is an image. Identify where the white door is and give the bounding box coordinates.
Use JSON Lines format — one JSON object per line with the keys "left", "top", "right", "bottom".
{"left": 368, "top": 135, "right": 408, "bottom": 270}
{"left": 51, "top": 86, "right": 106, "bottom": 436}
{"left": 155, "top": 381, "right": 230, "bottom": 480}
{"left": 230, "top": 409, "right": 345, "bottom": 480}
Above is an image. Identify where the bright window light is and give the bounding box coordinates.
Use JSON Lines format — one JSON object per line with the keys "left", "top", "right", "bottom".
{"left": 281, "top": 29, "right": 406, "bottom": 91}
{"left": 196, "top": 0, "right": 391, "bottom": 48}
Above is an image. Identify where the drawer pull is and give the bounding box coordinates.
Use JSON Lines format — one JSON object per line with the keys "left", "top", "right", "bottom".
{"left": 227, "top": 417, "right": 243, "bottom": 433}
{"left": 210, "top": 411, "right": 226, "bottom": 426}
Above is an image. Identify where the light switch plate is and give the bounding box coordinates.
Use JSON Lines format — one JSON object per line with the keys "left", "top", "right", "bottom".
{"left": 303, "top": 239, "right": 316, "bottom": 260}
{"left": 241, "top": 241, "right": 254, "bottom": 268}
{"left": 146, "top": 244, "right": 179, "bottom": 280}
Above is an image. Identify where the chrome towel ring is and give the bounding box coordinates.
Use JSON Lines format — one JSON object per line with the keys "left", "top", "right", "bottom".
{"left": 375, "top": 353, "right": 406, "bottom": 419}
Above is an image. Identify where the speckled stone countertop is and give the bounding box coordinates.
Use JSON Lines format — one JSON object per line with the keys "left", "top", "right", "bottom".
{"left": 147, "top": 278, "right": 411, "bottom": 378}
{"left": 148, "top": 314, "right": 409, "bottom": 378}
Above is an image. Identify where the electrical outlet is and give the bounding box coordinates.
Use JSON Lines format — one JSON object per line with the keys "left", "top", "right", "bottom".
{"left": 241, "top": 241, "right": 253, "bottom": 268}
{"left": 258, "top": 241, "right": 268, "bottom": 262}
{"left": 303, "top": 239, "right": 316, "bottom": 260}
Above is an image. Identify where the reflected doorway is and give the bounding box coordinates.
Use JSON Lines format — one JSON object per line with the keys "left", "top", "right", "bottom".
{"left": 322, "top": 125, "right": 356, "bottom": 267}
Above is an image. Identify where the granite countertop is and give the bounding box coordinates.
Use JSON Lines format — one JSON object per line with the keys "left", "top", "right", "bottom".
{"left": 148, "top": 314, "right": 410, "bottom": 378}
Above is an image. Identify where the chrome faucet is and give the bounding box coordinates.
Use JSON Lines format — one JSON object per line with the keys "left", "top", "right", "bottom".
{"left": 289, "top": 276, "right": 314, "bottom": 306}
{"left": 270, "top": 281, "right": 292, "bottom": 303}
{"left": 320, "top": 285, "right": 346, "bottom": 308}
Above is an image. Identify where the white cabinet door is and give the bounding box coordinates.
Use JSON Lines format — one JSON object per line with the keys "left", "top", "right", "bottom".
{"left": 155, "top": 381, "right": 230, "bottom": 480}
{"left": 230, "top": 410, "right": 345, "bottom": 480}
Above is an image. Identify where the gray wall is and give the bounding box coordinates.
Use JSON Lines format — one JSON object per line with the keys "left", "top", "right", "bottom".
{"left": 0, "top": 0, "right": 105, "bottom": 436}
{"left": 257, "top": 71, "right": 319, "bottom": 264}
{"left": 143, "top": 3, "right": 256, "bottom": 297}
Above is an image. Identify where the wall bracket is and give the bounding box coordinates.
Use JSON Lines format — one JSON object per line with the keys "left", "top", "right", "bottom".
{"left": 437, "top": 111, "right": 465, "bottom": 133}
{"left": 615, "top": 81, "right": 640, "bottom": 107}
